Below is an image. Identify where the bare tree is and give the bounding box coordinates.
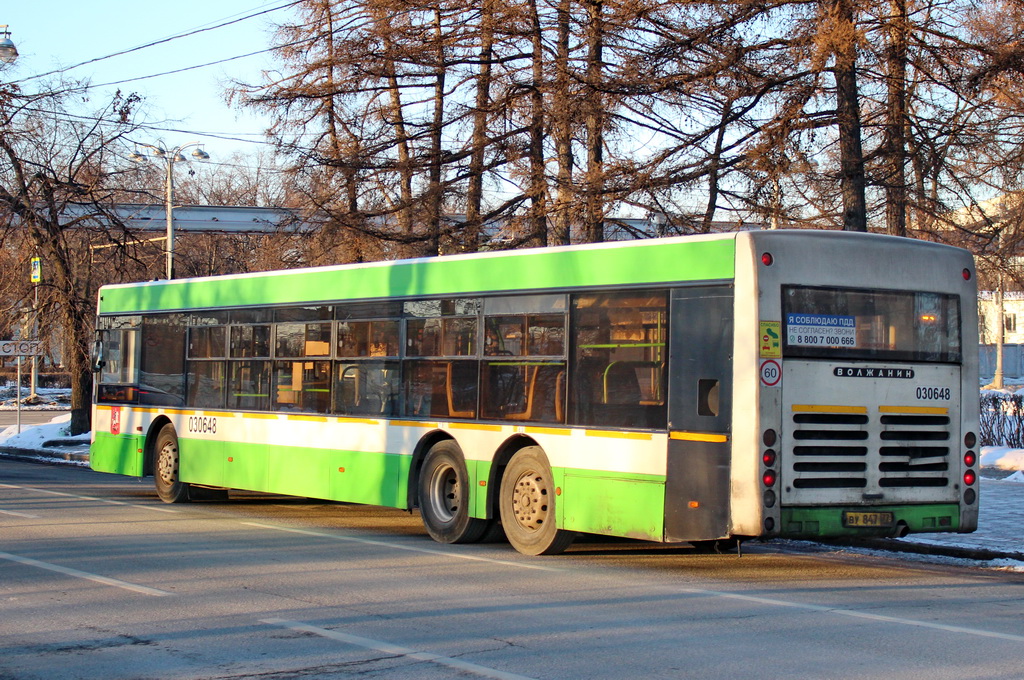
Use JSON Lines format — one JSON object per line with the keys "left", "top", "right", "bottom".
{"left": 0, "top": 83, "right": 144, "bottom": 433}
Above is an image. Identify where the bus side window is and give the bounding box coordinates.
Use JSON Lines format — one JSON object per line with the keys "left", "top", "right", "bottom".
{"left": 570, "top": 290, "right": 668, "bottom": 429}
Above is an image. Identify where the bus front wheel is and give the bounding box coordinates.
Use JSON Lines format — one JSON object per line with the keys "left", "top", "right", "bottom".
{"left": 153, "top": 424, "right": 190, "bottom": 504}
{"left": 499, "top": 447, "right": 575, "bottom": 555}
{"left": 418, "top": 440, "right": 490, "bottom": 544}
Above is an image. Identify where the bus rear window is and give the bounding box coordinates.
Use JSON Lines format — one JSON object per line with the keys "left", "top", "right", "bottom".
{"left": 782, "top": 286, "right": 961, "bottom": 363}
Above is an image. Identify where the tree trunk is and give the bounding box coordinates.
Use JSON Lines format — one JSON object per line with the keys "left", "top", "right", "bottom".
{"left": 427, "top": 7, "right": 447, "bottom": 255}
{"left": 526, "top": 0, "right": 548, "bottom": 248}
{"left": 551, "top": 0, "right": 573, "bottom": 246}
{"left": 833, "top": 0, "right": 867, "bottom": 232}
{"left": 465, "top": 0, "right": 495, "bottom": 252}
{"left": 583, "top": 0, "right": 605, "bottom": 243}
{"left": 884, "top": 0, "right": 908, "bottom": 237}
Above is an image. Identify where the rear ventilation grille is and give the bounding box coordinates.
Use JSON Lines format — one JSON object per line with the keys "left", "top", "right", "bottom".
{"left": 789, "top": 409, "right": 951, "bottom": 490}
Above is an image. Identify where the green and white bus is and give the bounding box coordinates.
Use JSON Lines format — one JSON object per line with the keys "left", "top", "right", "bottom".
{"left": 90, "top": 230, "right": 979, "bottom": 555}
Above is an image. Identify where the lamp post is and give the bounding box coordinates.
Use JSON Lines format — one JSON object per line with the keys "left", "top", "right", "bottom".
{"left": 130, "top": 142, "right": 211, "bottom": 279}
{"left": 0, "top": 25, "right": 17, "bottom": 64}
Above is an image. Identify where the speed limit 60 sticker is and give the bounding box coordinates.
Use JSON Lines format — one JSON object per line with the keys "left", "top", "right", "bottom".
{"left": 760, "top": 359, "right": 781, "bottom": 387}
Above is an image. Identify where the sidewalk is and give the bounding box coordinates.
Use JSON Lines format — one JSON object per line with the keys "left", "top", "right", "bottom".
{"left": 882, "top": 474, "right": 1024, "bottom": 561}
{"left": 1, "top": 441, "right": 1021, "bottom": 563}
{"left": 0, "top": 439, "right": 90, "bottom": 464}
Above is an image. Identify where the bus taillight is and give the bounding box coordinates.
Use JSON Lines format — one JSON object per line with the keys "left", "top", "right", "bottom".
{"left": 761, "top": 252, "right": 774, "bottom": 266}
{"left": 964, "top": 432, "right": 977, "bottom": 448}
{"left": 962, "top": 268, "right": 972, "bottom": 281}
{"left": 964, "top": 470, "right": 977, "bottom": 486}
{"left": 964, "top": 451, "right": 977, "bottom": 467}
{"left": 762, "top": 449, "right": 776, "bottom": 466}
{"left": 763, "top": 470, "right": 777, "bottom": 487}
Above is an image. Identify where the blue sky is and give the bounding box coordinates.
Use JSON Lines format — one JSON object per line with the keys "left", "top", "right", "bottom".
{"left": 1, "top": 1, "right": 296, "bottom": 156}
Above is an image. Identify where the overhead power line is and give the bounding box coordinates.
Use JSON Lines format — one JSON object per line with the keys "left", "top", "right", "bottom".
{"left": 8, "top": 0, "right": 303, "bottom": 86}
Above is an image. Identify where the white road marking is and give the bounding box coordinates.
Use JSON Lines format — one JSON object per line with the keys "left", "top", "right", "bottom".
{"left": 0, "top": 483, "right": 179, "bottom": 513}
{"left": 6, "top": 483, "right": 1020, "bottom": 643}
{"left": 0, "top": 551, "right": 172, "bottom": 597}
{"left": 262, "top": 618, "right": 539, "bottom": 680}
{"left": 0, "top": 508, "right": 39, "bottom": 518}
{"left": 240, "top": 521, "right": 560, "bottom": 572}
{"left": 244, "top": 521, "right": 1024, "bottom": 643}
{"left": 686, "top": 587, "right": 1024, "bottom": 642}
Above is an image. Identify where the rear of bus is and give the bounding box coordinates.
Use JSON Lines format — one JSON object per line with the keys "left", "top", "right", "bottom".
{"left": 735, "top": 231, "right": 979, "bottom": 540}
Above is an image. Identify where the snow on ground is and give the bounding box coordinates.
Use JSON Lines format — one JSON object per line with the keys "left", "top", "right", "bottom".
{"left": 981, "top": 447, "right": 1024, "bottom": 473}
{"left": 0, "top": 412, "right": 89, "bottom": 449}
{"left": 0, "top": 386, "right": 72, "bottom": 411}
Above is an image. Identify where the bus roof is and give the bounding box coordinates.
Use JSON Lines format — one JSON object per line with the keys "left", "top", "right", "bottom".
{"left": 96, "top": 230, "right": 970, "bottom": 316}
{"left": 97, "top": 232, "right": 738, "bottom": 315}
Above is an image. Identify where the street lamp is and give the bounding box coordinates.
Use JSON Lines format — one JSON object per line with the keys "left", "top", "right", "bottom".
{"left": 0, "top": 25, "right": 17, "bottom": 64}
{"left": 130, "top": 142, "right": 211, "bottom": 279}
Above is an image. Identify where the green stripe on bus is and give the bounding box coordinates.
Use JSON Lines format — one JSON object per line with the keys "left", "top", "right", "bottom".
{"left": 780, "top": 504, "right": 961, "bottom": 538}
{"left": 98, "top": 238, "right": 736, "bottom": 314}
{"left": 90, "top": 433, "right": 670, "bottom": 539}
{"left": 178, "top": 438, "right": 413, "bottom": 508}
{"left": 91, "top": 432, "right": 145, "bottom": 476}
{"left": 558, "top": 468, "right": 665, "bottom": 541}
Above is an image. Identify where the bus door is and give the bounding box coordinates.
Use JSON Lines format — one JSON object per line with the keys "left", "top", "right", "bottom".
{"left": 665, "top": 286, "right": 734, "bottom": 542}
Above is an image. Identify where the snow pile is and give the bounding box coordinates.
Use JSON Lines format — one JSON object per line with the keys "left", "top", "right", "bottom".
{"left": 0, "top": 412, "right": 89, "bottom": 449}
{"left": 0, "top": 386, "right": 72, "bottom": 410}
{"left": 981, "top": 447, "right": 1024, "bottom": 473}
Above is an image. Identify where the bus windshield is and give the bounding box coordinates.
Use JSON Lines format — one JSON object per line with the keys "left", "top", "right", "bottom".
{"left": 782, "top": 285, "right": 961, "bottom": 363}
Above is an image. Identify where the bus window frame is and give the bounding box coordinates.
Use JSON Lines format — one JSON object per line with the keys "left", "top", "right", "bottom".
{"left": 781, "top": 285, "right": 962, "bottom": 364}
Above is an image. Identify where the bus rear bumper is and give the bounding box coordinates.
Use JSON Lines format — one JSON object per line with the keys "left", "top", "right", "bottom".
{"left": 778, "top": 503, "right": 964, "bottom": 539}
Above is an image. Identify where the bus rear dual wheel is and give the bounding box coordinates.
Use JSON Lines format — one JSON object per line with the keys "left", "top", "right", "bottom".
{"left": 418, "top": 440, "right": 493, "bottom": 544}
{"left": 499, "top": 446, "right": 575, "bottom": 556}
{"left": 417, "top": 442, "right": 574, "bottom": 555}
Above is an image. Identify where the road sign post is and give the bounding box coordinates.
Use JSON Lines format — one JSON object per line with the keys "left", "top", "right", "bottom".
{"left": 30, "top": 257, "right": 41, "bottom": 400}
{"left": 2, "top": 340, "right": 44, "bottom": 434}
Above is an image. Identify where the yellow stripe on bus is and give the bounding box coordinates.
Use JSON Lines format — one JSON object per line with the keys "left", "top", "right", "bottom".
{"left": 390, "top": 420, "right": 439, "bottom": 428}
{"left": 585, "top": 430, "right": 653, "bottom": 441}
{"left": 449, "top": 423, "right": 504, "bottom": 432}
{"left": 669, "top": 431, "right": 729, "bottom": 443}
{"left": 879, "top": 405, "right": 950, "bottom": 415}
{"left": 791, "top": 404, "right": 868, "bottom": 414}
{"left": 524, "top": 426, "right": 572, "bottom": 436}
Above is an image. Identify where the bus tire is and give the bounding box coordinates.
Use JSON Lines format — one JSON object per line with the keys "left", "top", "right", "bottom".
{"left": 499, "top": 446, "right": 575, "bottom": 556}
{"left": 153, "top": 424, "right": 190, "bottom": 504}
{"left": 418, "top": 440, "right": 489, "bottom": 544}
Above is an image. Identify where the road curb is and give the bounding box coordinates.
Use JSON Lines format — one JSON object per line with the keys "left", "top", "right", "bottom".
{"left": 0, "top": 446, "right": 89, "bottom": 464}
{"left": 821, "top": 537, "right": 1024, "bottom": 563}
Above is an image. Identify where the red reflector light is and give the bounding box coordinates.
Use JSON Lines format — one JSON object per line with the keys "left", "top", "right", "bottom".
{"left": 964, "top": 451, "right": 977, "bottom": 467}
{"left": 763, "top": 470, "right": 777, "bottom": 487}
{"left": 761, "top": 253, "right": 774, "bottom": 266}
{"left": 964, "top": 470, "right": 977, "bottom": 485}
{"left": 763, "top": 449, "right": 777, "bottom": 466}
{"left": 962, "top": 268, "right": 971, "bottom": 281}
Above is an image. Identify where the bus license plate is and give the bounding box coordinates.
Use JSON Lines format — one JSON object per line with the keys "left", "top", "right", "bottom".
{"left": 843, "top": 511, "right": 894, "bottom": 528}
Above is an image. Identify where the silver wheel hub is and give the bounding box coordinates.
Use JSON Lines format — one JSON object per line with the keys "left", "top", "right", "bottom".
{"left": 157, "top": 442, "right": 177, "bottom": 483}
{"left": 512, "top": 471, "right": 548, "bottom": 531}
{"left": 427, "top": 463, "right": 459, "bottom": 523}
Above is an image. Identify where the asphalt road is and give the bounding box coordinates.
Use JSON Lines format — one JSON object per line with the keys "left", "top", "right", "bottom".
{"left": 2, "top": 459, "right": 1023, "bottom": 680}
